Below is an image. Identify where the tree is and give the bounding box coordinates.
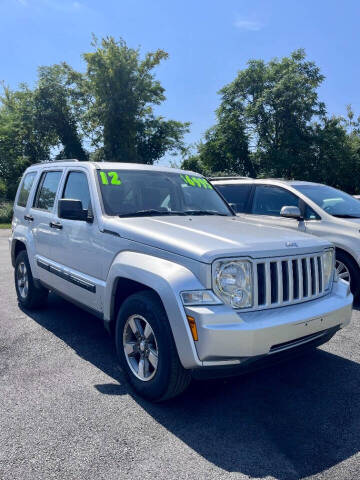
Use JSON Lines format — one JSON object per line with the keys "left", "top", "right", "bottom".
{"left": 0, "top": 36, "right": 190, "bottom": 199}
{"left": 198, "top": 110, "right": 255, "bottom": 176}
{"left": 310, "top": 116, "right": 360, "bottom": 193}
{"left": 220, "top": 49, "right": 326, "bottom": 177}
{"left": 181, "top": 100, "right": 254, "bottom": 177}
{"left": 0, "top": 84, "right": 53, "bottom": 198}
{"left": 181, "top": 154, "right": 210, "bottom": 176}
{"left": 75, "top": 36, "right": 189, "bottom": 163}
{"left": 185, "top": 50, "right": 328, "bottom": 179}
{"left": 34, "top": 65, "right": 88, "bottom": 160}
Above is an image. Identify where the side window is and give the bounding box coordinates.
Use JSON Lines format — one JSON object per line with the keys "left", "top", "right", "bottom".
{"left": 62, "top": 171, "right": 91, "bottom": 210}
{"left": 304, "top": 203, "right": 321, "bottom": 220}
{"left": 34, "top": 171, "right": 62, "bottom": 211}
{"left": 252, "top": 185, "right": 300, "bottom": 216}
{"left": 216, "top": 184, "right": 252, "bottom": 213}
{"left": 17, "top": 172, "right": 37, "bottom": 207}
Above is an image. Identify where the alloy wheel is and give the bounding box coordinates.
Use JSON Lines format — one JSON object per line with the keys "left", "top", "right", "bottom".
{"left": 335, "top": 260, "right": 351, "bottom": 283}
{"left": 123, "top": 314, "right": 159, "bottom": 381}
{"left": 17, "top": 261, "right": 29, "bottom": 299}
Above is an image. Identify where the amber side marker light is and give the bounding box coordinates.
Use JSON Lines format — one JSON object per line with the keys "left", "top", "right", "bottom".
{"left": 187, "top": 315, "right": 198, "bottom": 341}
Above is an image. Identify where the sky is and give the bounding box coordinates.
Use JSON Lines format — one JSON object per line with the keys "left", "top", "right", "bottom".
{"left": 1, "top": 0, "right": 360, "bottom": 164}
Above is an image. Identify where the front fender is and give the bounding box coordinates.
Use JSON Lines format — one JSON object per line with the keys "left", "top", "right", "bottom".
{"left": 104, "top": 251, "right": 205, "bottom": 368}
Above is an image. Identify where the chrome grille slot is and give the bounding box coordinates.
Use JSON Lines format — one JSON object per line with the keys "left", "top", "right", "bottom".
{"left": 310, "top": 257, "right": 316, "bottom": 295}
{"left": 270, "top": 262, "right": 278, "bottom": 303}
{"left": 301, "top": 258, "right": 308, "bottom": 297}
{"left": 282, "top": 261, "right": 289, "bottom": 301}
{"left": 317, "top": 256, "right": 323, "bottom": 292}
{"left": 253, "top": 253, "right": 325, "bottom": 309}
{"left": 257, "top": 263, "right": 266, "bottom": 306}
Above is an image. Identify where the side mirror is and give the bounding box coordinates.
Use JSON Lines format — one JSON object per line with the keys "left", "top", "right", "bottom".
{"left": 280, "top": 205, "right": 303, "bottom": 220}
{"left": 58, "top": 199, "right": 88, "bottom": 221}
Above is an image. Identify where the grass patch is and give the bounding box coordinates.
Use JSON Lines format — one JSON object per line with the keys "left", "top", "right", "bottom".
{"left": 0, "top": 223, "right": 11, "bottom": 229}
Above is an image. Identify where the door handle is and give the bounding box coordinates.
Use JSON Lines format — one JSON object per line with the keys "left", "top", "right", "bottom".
{"left": 24, "top": 215, "right": 34, "bottom": 222}
{"left": 49, "top": 221, "right": 63, "bottom": 230}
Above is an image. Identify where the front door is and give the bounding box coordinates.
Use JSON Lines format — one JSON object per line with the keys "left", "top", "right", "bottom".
{"left": 244, "top": 184, "right": 306, "bottom": 232}
{"left": 47, "top": 168, "right": 104, "bottom": 312}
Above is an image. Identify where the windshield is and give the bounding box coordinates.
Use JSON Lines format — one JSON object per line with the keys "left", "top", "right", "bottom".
{"left": 97, "top": 169, "right": 233, "bottom": 217}
{"left": 294, "top": 184, "right": 360, "bottom": 218}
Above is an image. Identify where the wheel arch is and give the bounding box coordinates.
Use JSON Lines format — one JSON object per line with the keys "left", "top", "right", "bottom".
{"left": 11, "top": 239, "right": 27, "bottom": 267}
{"left": 108, "top": 277, "right": 163, "bottom": 336}
{"left": 335, "top": 246, "right": 360, "bottom": 297}
{"left": 104, "top": 251, "right": 205, "bottom": 369}
{"left": 335, "top": 245, "right": 359, "bottom": 268}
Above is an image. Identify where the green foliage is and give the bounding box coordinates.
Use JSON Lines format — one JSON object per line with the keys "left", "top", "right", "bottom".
{"left": 76, "top": 36, "right": 189, "bottom": 163}
{"left": 181, "top": 154, "right": 209, "bottom": 175}
{"left": 197, "top": 110, "right": 255, "bottom": 176}
{"left": 309, "top": 116, "right": 360, "bottom": 193}
{"left": 182, "top": 49, "right": 360, "bottom": 194}
{"left": 224, "top": 49, "right": 325, "bottom": 178}
{"left": 0, "top": 179, "right": 6, "bottom": 198}
{"left": 35, "top": 65, "right": 88, "bottom": 160}
{"left": 0, "top": 36, "right": 189, "bottom": 199}
{"left": 0, "top": 85, "right": 50, "bottom": 198}
{"left": 2, "top": 42, "right": 360, "bottom": 198}
{"left": 0, "top": 201, "right": 13, "bottom": 223}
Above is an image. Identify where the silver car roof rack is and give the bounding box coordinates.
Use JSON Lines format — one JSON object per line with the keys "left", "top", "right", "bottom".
{"left": 209, "top": 176, "right": 251, "bottom": 181}
{"left": 36, "top": 158, "right": 80, "bottom": 164}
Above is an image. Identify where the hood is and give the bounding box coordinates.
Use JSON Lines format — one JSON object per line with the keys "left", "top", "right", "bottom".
{"left": 108, "top": 215, "right": 331, "bottom": 263}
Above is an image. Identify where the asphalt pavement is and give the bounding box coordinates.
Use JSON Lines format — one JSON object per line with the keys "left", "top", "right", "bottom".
{"left": 1, "top": 229, "right": 359, "bottom": 480}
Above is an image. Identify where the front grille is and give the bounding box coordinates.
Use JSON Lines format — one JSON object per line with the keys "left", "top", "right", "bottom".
{"left": 253, "top": 253, "right": 326, "bottom": 309}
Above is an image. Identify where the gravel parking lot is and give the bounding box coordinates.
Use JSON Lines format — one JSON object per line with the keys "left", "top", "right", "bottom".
{"left": 1, "top": 229, "right": 359, "bottom": 480}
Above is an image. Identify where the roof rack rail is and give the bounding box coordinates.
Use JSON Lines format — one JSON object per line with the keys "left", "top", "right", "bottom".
{"left": 208, "top": 176, "right": 251, "bottom": 181}
{"left": 36, "top": 158, "right": 80, "bottom": 164}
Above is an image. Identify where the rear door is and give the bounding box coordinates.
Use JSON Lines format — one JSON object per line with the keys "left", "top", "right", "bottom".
{"left": 28, "top": 169, "right": 64, "bottom": 262}
{"left": 14, "top": 170, "right": 39, "bottom": 228}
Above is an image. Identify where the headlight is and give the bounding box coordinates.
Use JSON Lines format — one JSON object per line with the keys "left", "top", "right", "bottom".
{"left": 323, "top": 248, "right": 335, "bottom": 290}
{"left": 213, "top": 260, "right": 253, "bottom": 308}
{"left": 180, "top": 290, "right": 222, "bottom": 306}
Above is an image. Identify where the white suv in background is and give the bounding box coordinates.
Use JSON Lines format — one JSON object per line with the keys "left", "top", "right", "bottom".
{"left": 212, "top": 177, "right": 360, "bottom": 298}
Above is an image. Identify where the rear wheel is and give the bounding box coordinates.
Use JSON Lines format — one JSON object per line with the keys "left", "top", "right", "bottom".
{"left": 15, "top": 250, "right": 48, "bottom": 309}
{"left": 115, "top": 290, "right": 191, "bottom": 401}
{"left": 335, "top": 250, "right": 360, "bottom": 299}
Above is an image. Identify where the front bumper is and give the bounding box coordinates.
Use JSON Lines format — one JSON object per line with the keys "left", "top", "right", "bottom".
{"left": 185, "top": 280, "right": 352, "bottom": 366}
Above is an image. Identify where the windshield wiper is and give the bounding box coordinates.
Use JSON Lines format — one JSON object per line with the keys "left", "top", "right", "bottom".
{"left": 183, "top": 210, "right": 229, "bottom": 216}
{"left": 119, "top": 209, "right": 230, "bottom": 218}
{"left": 332, "top": 214, "right": 360, "bottom": 218}
{"left": 119, "top": 209, "right": 186, "bottom": 218}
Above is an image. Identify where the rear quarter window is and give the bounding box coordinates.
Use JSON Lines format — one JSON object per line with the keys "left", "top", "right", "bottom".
{"left": 215, "top": 184, "right": 252, "bottom": 213}
{"left": 17, "top": 172, "right": 37, "bottom": 207}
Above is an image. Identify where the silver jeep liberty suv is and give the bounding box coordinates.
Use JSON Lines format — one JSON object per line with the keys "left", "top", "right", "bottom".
{"left": 9, "top": 160, "right": 352, "bottom": 401}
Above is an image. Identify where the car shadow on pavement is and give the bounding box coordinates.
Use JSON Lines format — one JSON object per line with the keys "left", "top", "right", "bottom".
{"left": 24, "top": 293, "right": 360, "bottom": 480}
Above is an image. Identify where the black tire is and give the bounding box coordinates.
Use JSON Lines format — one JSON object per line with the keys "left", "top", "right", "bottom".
{"left": 336, "top": 250, "right": 360, "bottom": 300}
{"left": 115, "top": 290, "right": 191, "bottom": 402}
{"left": 14, "top": 250, "right": 48, "bottom": 309}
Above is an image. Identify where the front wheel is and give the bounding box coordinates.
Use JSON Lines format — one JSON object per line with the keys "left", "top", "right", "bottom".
{"left": 115, "top": 291, "right": 191, "bottom": 401}
{"left": 335, "top": 250, "right": 360, "bottom": 299}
